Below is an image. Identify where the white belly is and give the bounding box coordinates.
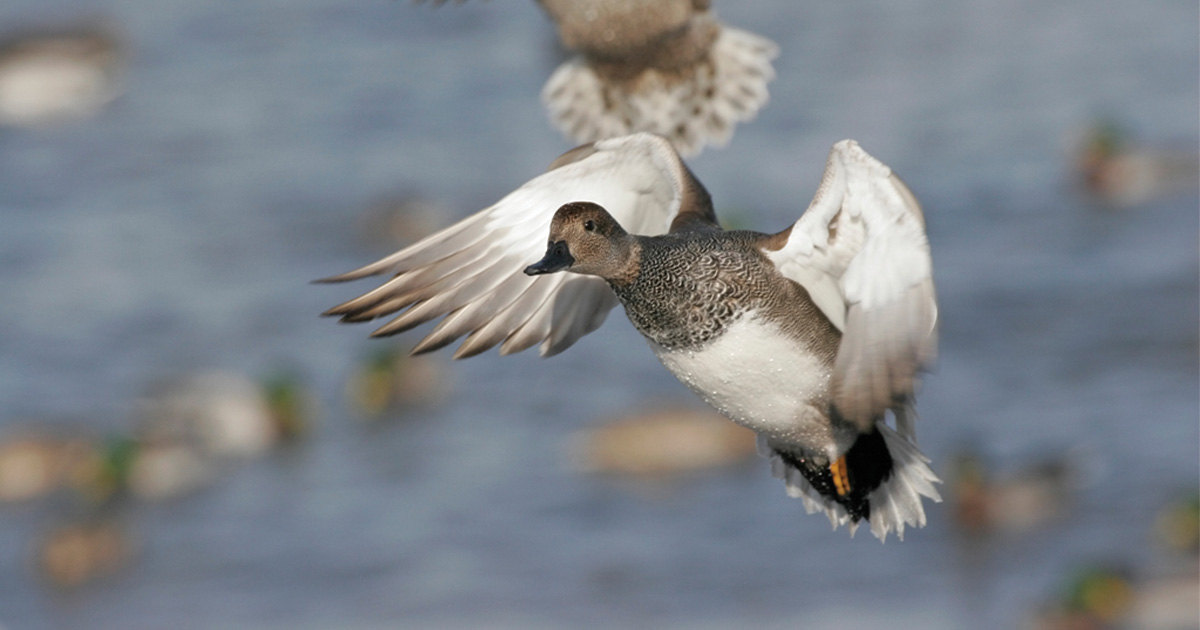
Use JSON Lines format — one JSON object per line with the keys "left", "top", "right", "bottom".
{"left": 648, "top": 313, "right": 834, "bottom": 446}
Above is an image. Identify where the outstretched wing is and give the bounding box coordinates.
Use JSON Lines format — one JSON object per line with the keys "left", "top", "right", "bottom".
{"left": 764, "top": 140, "right": 937, "bottom": 432}
{"left": 320, "top": 133, "right": 716, "bottom": 358}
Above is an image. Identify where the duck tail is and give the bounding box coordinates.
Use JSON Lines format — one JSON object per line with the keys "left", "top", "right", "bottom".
{"left": 540, "top": 26, "right": 778, "bottom": 157}
{"left": 760, "top": 422, "right": 942, "bottom": 542}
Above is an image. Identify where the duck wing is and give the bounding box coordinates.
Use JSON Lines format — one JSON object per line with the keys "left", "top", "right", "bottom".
{"left": 763, "top": 140, "right": 937, "bottom": 432}
{"left": 320, "top": 133, "right": 716, "bottom": 358}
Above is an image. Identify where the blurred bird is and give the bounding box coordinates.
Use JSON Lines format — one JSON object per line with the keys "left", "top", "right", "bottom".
{"left": 345, "top": 347, "right": 449, "bottom": 418}
{"left": 0, "top": 22, "right": 124, "bottom": 127}
{"left": 948, "top": 447, "right": 1083, "bottom": 535}
{"left": 1073, "top": 121, "right": 1200, "bottom": 208}
{"left": 423, "top": 0, "right": 778, "bottom": 156}
{"left": 121, "top": 437, "right": 213, "bottom": 502}
{"left": 0, "top": 430, "right": 209, "bottom": 505}
{"left": 136, "top": 371, "right": 315, "bottom": 460}
{"left": 260, "top": 370, "right": 317, "bottom": 441}
{"left": 569, "top": 404, "right": 757, "bottom": 476}
{"left": 1029, "top": 565, "right": 1135, "bottom": 630}
{"left": 70, "top": 434, "right": 138, "bottom": 504}
{"left": 0, "top": 433, "right": 92, "bottom": 502}
{"left": 35, "top": 518, "right": 132, "bottom": 589}
{"left": 54, "top": 432, "right": 214, "bottom": 504}
{"left": 321, "top": 133, "right": 940, "bottom": 541}
{"left": 1031, "top": 563, "right": 1200, "bottom": 630}
{"left": 1154, "top": 492, "right": 1200, "bottom": 557}
{"left": 1125, "top": 572, "right": 1200, "bottom": 630}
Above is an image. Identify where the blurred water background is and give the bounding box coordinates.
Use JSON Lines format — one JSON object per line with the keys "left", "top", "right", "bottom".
{"left": 0, "top": 1, "right": 1197, "bottom": 629}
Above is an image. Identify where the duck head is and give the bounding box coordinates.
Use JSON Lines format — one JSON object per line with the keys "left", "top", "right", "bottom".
{"left": 524, "top": 202, "right": 634, "bottom": 280}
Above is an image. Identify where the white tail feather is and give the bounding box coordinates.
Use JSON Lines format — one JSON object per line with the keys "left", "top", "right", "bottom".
{"left": 759, "top": 422, "right": 942, "bottom": 542}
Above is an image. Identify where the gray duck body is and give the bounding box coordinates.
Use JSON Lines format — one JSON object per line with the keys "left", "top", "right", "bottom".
{"left": 611, "top": 229, "right": 840, "bottom": 360}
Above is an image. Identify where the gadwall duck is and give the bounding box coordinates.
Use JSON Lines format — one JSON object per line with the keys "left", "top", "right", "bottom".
{"left": 322, "top": 133, "right": 940, "bottom": 540}
{"left": 425, "top": 0, "right": 777, "bottom": 156}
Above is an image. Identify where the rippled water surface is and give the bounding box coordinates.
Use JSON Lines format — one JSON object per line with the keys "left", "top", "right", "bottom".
{"left": 0, "top": 1, "right": 1197, "bottom": 629}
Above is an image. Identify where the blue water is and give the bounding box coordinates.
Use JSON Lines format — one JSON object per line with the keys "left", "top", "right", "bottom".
{"left": 0, "top": 1, "right": 1196, "bottom": 628}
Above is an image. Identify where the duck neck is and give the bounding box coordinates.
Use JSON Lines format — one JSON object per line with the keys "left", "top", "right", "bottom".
{"left": 603, "top": 236, "right": 642, "bottom": 288}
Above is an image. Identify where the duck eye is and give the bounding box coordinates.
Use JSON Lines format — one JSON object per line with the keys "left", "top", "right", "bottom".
{"left": 584, "top": 219, "right": 596, "bottom": 232}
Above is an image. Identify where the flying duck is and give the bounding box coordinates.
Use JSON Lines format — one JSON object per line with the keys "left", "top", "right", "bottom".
{"left": 321, "top": 133, "right": 941, "bottom": 540}
{"left": 423, "top": 0, "right": 778, "bottom": 157}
